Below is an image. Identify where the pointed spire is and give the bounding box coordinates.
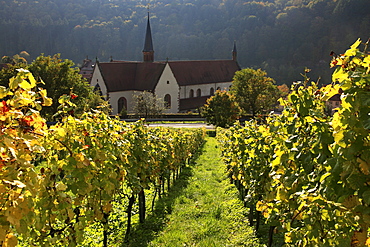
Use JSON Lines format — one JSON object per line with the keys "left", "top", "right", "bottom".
{"left": 143, "top": 9, "right": 154, "bottom": 62}
{"left": 232, "top": 41, "right": 237, "bottom": 61}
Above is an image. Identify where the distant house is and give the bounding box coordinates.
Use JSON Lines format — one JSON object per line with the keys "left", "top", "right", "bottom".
{"left": 90, "top": 13, "right": 240, "bottom": 115}
{"left": 326, "top": 93, "right": 341, "bottom": 115}
{"left": 79, "top": 57, "right": 95, "bottom": 83}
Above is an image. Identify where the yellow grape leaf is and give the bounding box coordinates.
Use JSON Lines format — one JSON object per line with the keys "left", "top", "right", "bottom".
{"left": 285, "top": 232, "right": 292, "bottom": 243}
{"left": 321, "top": 84, "right": 341, "bottom": 101}
{"left": 366, "top": 237, "right": 370, "bottom": 247}
{"left": 319, "top": 172, "right": 331, "bottom": 183}
{"left": 54, "top": 127, "right": 66, "bottom": 138}
{"left": 18, "top": 80, "right": 33, "bottom": 90}
{"left": 4, "top": 233, "right": 18, "bottom": 247}
{"left": 256, "top": 201, "right": 265, "bottom": 212}
{"left": 276, "top": 186, "right": 287, "bottom": 201}
{"left": 332, "top": 67, "right": 348, "bottom": 83}
{"left": 333, "top": 130, "right": 346, "bottom": 148}
{"left": 364, "top": 55, "right": 370, "bottom": 65}
{"left": 42, "top": 97, "right": 53, "bottom": 107}
{"left": 9, "top": 77, "right": 22, "bottom": 90}
{"left": 344, "top": 38, "right": 361, "bottom": 57}
{"left": 0, "top": 86, "right": 9, "bottom": 99}
{"left": 56, "top": 182, "right": 67, "bottom": 191}
{"left": 27, "top": 72, "right": 37, "bottom": 88}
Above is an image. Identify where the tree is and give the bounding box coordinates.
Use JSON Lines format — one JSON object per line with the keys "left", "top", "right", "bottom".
{"left": 133, "top": 91, "right": 165, "bottom": 118}
{"left": 230, "top": 68, "right": 281, "bottom": 117}
{"left": 201, "top": 90, "right": 240, "bottom": 128}
{"left": 0, "top": 54, "right": 108, "bottom": 120}
{"left": 27, "top": 54, "right": 108, "bottom": 120}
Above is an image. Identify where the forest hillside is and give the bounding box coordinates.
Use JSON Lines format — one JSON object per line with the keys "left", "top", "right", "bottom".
{"left": 1, "top": 0, "right": 369, "bottom": 84}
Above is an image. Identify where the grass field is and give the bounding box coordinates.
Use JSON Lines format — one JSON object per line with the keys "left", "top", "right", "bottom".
{"left": 126, "top": 136, "right": 262, "bottom": 247}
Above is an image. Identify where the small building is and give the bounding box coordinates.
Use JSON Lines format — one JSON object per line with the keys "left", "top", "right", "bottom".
{"left": 79, "top": 57, "right": 95, "bottom": 83}
{"left": 326, "top": 93, "right": 341, "bottom": 115}
{"left": 90, "top": 13, "right": 240, "bottom": 115}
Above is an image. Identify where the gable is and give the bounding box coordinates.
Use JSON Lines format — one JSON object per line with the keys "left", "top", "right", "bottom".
{"left": 168, "top": 60, "right": 240, "bottom": 86}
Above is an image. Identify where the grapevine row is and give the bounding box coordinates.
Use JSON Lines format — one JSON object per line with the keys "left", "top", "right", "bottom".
{"left": 217, "top": 39, "right": 370, "bottom": 246}
{"left": 0, "top": 69, "right": 206, "bottom": 246}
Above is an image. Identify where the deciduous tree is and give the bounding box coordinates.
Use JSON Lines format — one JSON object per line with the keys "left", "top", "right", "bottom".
{"left": 230, "top": 68, "right": 281, "bottom": 117}
{"left": 201, "top": 90, "right": 240, "bottom": 128}
{"left": 0, "top": 54, "right": 108, "bottom": 120}
{"left": 133, "top": 91, "right": 165, "bottom": 118}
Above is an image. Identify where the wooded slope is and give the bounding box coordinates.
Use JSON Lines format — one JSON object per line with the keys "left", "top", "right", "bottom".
{"left": 1, "top": 0, "right": 369, "bottom": 84}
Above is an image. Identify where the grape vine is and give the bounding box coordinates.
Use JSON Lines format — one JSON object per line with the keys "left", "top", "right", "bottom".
{"left": 218, "top": 39, "right": 370, "bottom": 246}
{"left": 0, "top": 69, "right": 205, "bottom": 246}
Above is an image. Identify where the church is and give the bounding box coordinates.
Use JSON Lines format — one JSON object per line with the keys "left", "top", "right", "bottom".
{"left": 90, "top": 13, "right": 240, "bottom": 115}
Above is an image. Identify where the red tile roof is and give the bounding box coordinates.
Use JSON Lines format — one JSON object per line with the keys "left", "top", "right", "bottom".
{"left": 168, "top": 60, "right": 240, "bottom": 86}
{"left": 179, "top": 96, "right": 209, "bottom": 111}
{"left": 97, "top": 59, "right": 239, "bottom": 93}
{"left": 98, "top": 61, "right": 166, "bottom": 92}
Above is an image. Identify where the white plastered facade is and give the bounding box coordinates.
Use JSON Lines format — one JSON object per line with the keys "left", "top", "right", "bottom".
{"left": 154, "top": 63, "right": 180, "bottom": 113}
{"left": 179, "top": 81, "right": 232, "bottom": 99}
{"left": 90, "top": 67, "right": 108, "bottom": 99}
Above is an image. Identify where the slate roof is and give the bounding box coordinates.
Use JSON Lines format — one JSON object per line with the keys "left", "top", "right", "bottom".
{"left": 168, "top": 60, "right": 240, "bottom": 86}
{"left": 328, "top": 94, "right": 341, "bottom": 101}
{"left": 143, "top": 13, "right": 154, "bottom": 52}
{"left": 98, "top": 61, "right": 166, "bottom": 92}
{"left": 80, "top": 59, "right": 95, "bottom": 71}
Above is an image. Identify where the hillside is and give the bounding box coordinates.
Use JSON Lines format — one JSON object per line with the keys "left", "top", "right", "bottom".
{"left": 0, "top": 0, "right": 369, "bottom": 85}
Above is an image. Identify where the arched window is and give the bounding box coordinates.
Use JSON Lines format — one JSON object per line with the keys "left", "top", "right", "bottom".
{"left": 210, "top": 87, "right": 215, "bottom": 96}
{"left": 216, "top": 87, "right": 221, "bottom": 91}
{"left": 164, "top": 94, "right": 171, "bottom": 109}
{"left": 94, "top": 84, "right": 103, "bottom": 96}
{"left": 196, "top": 89, "right": 201, "bottom": 97}
{"left": 189, "top": 89, "right": 194, "bottom": 98}
{"left": 118, "top": 97, "right": 127, "bottom": 114}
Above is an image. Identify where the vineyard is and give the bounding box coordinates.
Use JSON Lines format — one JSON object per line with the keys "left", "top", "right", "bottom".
{"left": 2, "top": 39, "right": 370, "bottom": 247}
{"left": 217, "top": 39, "right": 370, "bottom": 246}
{"left": 0, "top": 69, "right": 205, "bottom": 246}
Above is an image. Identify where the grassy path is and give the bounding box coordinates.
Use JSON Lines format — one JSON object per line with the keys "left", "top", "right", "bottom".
{"left": 128, "top": 136, "right": 261, "bottom": 246}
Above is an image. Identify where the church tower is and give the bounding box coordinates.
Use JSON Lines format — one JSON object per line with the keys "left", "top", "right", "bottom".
{"left": 143, "top": 12, "right": 154, "bottom": 62}
{"left": 232, "top": 41, "right": 237, "bottom": 62}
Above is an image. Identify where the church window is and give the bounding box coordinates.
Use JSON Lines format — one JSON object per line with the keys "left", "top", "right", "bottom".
{"left": 167, "top": 80, "right": 170, "bottom": 84}
{"left": 216, "top": 87, "right": 221, "bottom": 91}
{"left": 210, "top": 87, "right": 214, "bottom": 96}
{"left": 164, "top": 94, "right": 171, "bottom": 109}
{"left": 118, "top": 97, "right": 127, "bottom": 114}
{"left": 94, "top": 84, "right": 103, "bottom": 96}
{"left": 196, "top": 89, "right": 201, "bottom": 97}
{"left": 189, "top": 89, "right": 194, "bottom": 98}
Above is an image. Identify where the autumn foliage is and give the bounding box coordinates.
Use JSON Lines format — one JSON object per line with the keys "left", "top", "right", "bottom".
{"left": 0, "top": 69, "right": 205, "bottom": 246}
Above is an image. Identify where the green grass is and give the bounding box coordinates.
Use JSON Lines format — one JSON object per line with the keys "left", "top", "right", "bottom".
{"left": 126, "top": 136, "right": 262, "bottom": 247}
